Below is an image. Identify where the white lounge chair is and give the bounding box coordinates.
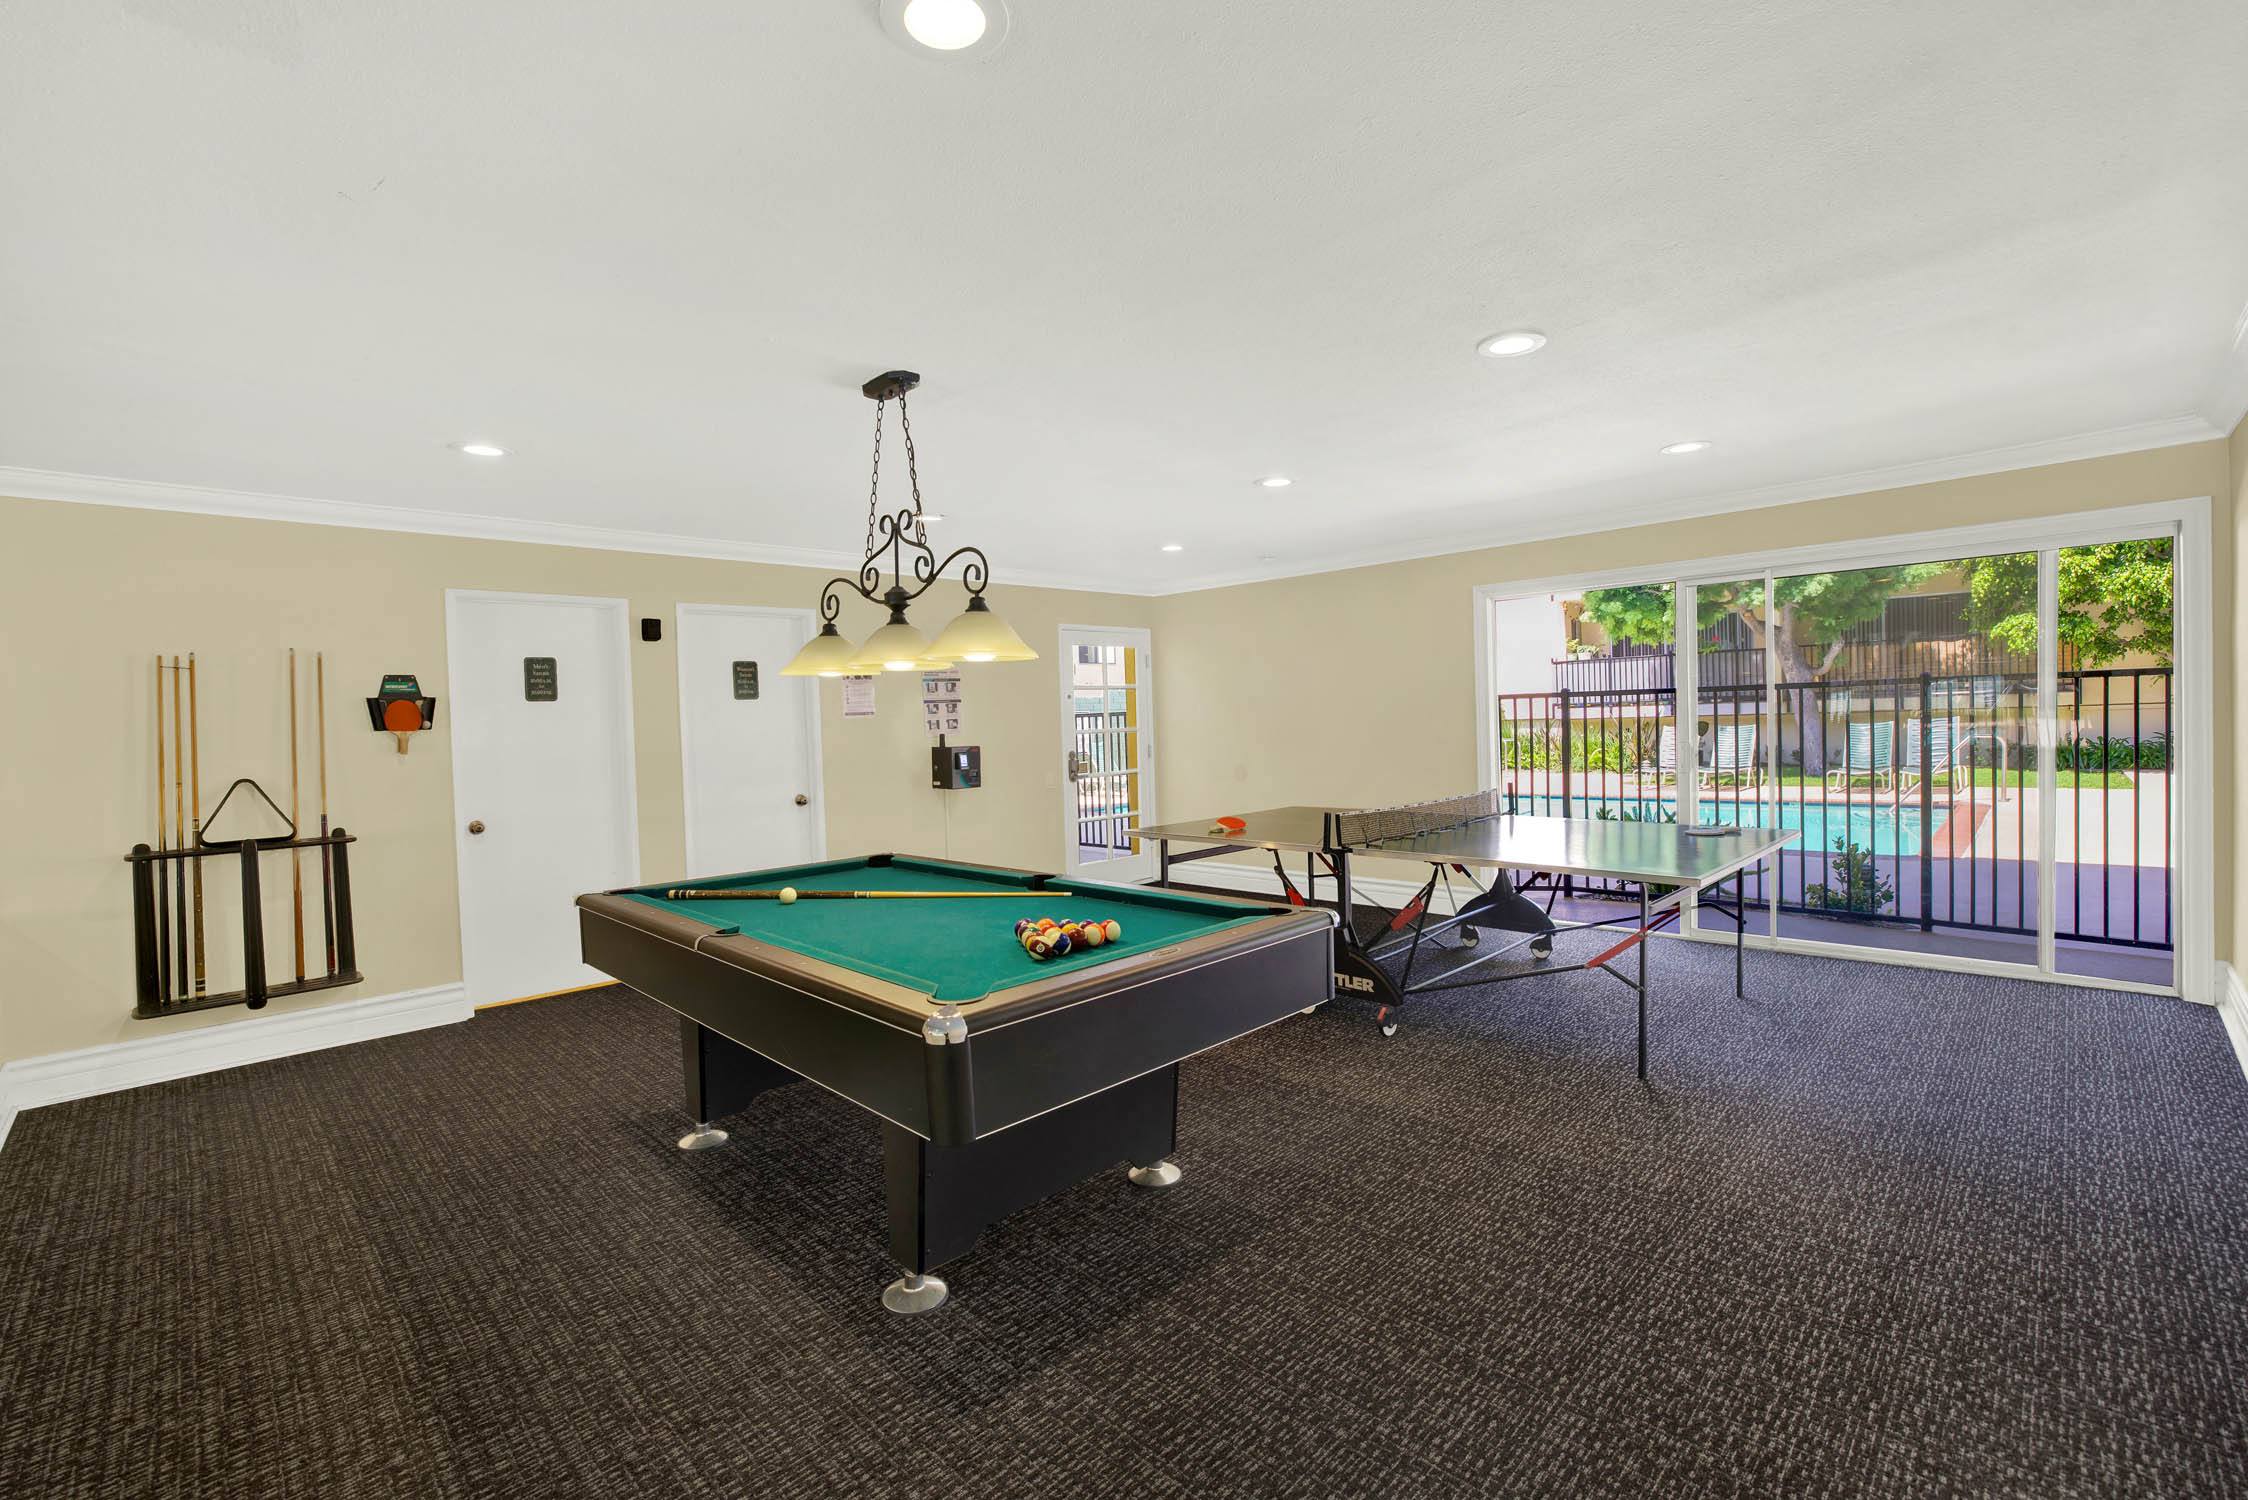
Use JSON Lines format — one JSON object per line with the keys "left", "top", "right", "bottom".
{"left": 1899, "top": 717, "right": 1962, "bottom": 795}
{"left": 1702, "top": 723, "right": 1763, "bottom": 789}
{"left": 1824, "top": 720, "right": 1894, "bottom": 793}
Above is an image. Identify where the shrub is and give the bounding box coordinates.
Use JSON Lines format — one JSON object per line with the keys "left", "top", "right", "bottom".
{"left": 1803, "top": 839, "right": 1895, "bottom": 916}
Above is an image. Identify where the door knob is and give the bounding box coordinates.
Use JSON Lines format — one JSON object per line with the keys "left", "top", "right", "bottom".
{"left": 794, "top": 794, "right": 810, "bottom": 806}
{"left": 467, "top": 820, "right": 486, "bottom": 835}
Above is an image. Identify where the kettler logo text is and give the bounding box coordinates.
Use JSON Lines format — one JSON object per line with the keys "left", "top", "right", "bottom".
{"left": 1335, "top": 972, "right": 1376, "bottom": 995}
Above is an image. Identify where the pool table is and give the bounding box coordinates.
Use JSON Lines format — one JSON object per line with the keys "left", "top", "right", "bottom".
{"left": 577, "top": 852, "right": 1333, "bottom": 1313}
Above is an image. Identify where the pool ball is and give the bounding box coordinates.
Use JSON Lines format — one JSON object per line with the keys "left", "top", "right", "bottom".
{"left": 1101, "top": 919, "right": 1122, "bottom": 942}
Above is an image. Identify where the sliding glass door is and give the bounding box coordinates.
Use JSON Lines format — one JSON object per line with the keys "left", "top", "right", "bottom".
{"left": 1672, "top": 532, "right": 2177, "bottom": 988}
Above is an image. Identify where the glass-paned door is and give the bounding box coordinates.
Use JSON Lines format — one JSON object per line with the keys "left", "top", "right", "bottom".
{"left": 1685, "top": 579, "right": 1775, "bottom": 939}
{"left": 1675, "top": 538, "right": 2177, "bottom": 988}
{"left": 1737, "top": 552, "right": 2045, "bottom": 966}
{"left": 2051, "top": 538, "right": 2174, "bottom": 986}
{"left": 1061, "top": 626, "right": 1155, "bottom": 881}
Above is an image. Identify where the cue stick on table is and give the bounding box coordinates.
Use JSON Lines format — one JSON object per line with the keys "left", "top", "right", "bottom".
{"left": 171, "top": 655, "right": 187, "bottom": 999}
{"left": 661, "top": 889, "right": 1055, "bottom": 901}
{"left": 288, "top": 648, "right": 305, "bottom": 982}
{"left": 154, "top": 654, "right": 171, "bottom": 1005}
{"left": 317, "top": 651, "right": 335, "bottom": 974}
{"left": 188, "top": 651, "right": 205, "bottom": 996}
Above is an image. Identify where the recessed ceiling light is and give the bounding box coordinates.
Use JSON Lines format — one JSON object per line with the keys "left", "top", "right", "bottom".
{"left": 1161, "top": 544, "right": 1184, "bottom": 552}
{"left": 903, "top": 0, "right": 985, "bottom": 48}
{"left": 1476, "top": 330, "right": 1547, "bottom": 358}
{"left": 1256, "top": 476, "right": 1293, "bottom": 489}
{"left": 881, "top": 0, "right": 1009, "bottom": 57}
{"left": 452, "top": 441, "right": 509, "bottom": 458}
{"left": 1659, "top": 440, "right": 1712, "bottom": 456}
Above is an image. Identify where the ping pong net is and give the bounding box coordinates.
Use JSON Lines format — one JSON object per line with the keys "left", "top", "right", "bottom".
{"left": 1326, "top": 788, "right": 1510, "bottom": 849}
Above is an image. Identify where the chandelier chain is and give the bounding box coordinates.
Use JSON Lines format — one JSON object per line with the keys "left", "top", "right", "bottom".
{"left": 896, "top": 394, "right": 928, "bottom": 548}
{"left": 864, "top": 398, "right": 885, "bottom": 563}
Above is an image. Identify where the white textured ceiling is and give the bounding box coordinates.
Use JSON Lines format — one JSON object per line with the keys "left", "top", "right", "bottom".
{"left": 4, "top": 1, "right": 2246, "bottom": 592}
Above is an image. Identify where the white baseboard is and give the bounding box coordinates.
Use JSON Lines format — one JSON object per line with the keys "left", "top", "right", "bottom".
{"left": 0, "top": 983, "right": 472, "bottom": 1154}
{"left": 2216, "top": 963, "right": 2248, "bottom": 1084}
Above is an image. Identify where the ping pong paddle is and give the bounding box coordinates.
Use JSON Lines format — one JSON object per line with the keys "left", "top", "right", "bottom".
{"left": 1209, "top": 816, "right": 1248, "bottom": 835}
{"left": 383, "top": 696, "right": 423, "bottom": 754}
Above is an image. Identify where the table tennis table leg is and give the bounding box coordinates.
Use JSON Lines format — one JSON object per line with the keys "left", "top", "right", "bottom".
{"left": 1157, "top": 838, "right": 1171, "bottom": 888}
{"left": 1637, "top": 887, "right": 1649, "bottom": 1080}
{"left": 1734, "top": 866, "right": 1748, "bottom": 999}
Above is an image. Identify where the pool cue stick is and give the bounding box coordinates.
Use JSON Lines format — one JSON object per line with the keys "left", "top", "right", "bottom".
{"left": 188, "top": 651, "right": 205, "bottom": 996}
{"left": 154, "top": 655, "right": 171, "bottom": 1005}
{"left": 660, "top": 888, "right": 1052, "bottom": 900}
{"left": 171, "top": 655, "right": 188, "bottom": 999}
{"left": 288, "top": 648, "right": 305, "bottom": 983}
{"left": 317, "top": 651, "right": 335, "bottom": 973}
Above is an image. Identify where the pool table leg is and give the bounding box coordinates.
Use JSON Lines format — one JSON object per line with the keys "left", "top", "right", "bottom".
{"left": 878, "top": 1065, "right": 1182, "bottom": 1313}
{"left": 677, "top": 1017, "right": 799, "bottom": 1151}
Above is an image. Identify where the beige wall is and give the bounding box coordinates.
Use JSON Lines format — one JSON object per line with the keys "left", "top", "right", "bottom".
{"left": 1150, "top": 441, "right": 2234, "bottom": 948}
{"left": 0, "top": 496, "right": 1151, "bottom": 1064}
{"left": 3, "top": 437, "right": 2234, "bottom": 1067}
{"left": 2232, "top": 414, "right": 2248, "bottom": 979}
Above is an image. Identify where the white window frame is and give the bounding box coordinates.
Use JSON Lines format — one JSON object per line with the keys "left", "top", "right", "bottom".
{"left": 1470, "top": 495, "right": 2215, "bottom": 1004}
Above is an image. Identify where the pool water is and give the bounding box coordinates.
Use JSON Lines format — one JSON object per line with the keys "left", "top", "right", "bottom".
{"left": 1519, "top": 793, "right": 1950, "bottom": 857}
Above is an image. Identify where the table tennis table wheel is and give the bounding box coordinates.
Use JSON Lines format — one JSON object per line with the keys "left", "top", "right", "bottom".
{"left": 1530, "top": 935, "right": 1554, "bottom": 961}
{"left": 1377, "top": 1008, "right": 1399, "bottom": 1038}
{"left": 1456, "top": 925, "right": 1480, "bottom": 948}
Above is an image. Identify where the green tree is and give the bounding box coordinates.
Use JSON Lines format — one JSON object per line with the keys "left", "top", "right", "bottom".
{"left": 1958, "top": 540, "right": 2173, "bottom": 668}
{"left": 1583, "top": 566, "right": 1945, "bottom": 768}
{"left": 1582, "top": 546, "right": 2174, "bottom": 772}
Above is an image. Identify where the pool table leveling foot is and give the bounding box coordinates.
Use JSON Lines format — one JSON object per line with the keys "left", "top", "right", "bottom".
{"left": 883, "top": 1273, "right": 949, "bottom": 1315}
{"left": 1127, "top": 1161, "right": 1183, "bottom": 1189}
{"left": 677, "top": 1123, "right": 729, "bottom": 1151}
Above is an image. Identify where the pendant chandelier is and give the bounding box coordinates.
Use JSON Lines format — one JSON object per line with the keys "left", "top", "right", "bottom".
{"left": 781, "top": 370, "right": 1037, "bottom": 677}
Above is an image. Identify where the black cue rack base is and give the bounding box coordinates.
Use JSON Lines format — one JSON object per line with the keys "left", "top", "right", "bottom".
{"left": 129, "top": 969, "right": 365, "bottom": 1021}
{"left": 125, "top": 828, "right": 363, "bottom": 1019}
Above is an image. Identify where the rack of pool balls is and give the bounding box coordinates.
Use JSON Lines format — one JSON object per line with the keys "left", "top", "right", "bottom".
{"left": 1015, "top": 915, "right": 1123, "bottom": 962}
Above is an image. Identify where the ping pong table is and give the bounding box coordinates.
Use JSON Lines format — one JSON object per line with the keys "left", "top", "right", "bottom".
{"left": 1130, "top": 790, "right": 1798, "bottom": 1077}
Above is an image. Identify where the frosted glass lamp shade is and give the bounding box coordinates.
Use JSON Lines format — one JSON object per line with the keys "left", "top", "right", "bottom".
{"left": 928, "top": 596, "right": 1038, "bottom": 663}
{"left": 779, "top": 623, "right": 861, "bottom": 677}
{"left": 849, "top": 619, "right": 952, "bottom": 672}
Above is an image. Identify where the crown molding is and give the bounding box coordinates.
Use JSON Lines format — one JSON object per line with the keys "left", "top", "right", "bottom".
{"left": 1156, "top": 413, "right": 2223, "bottom": 593}
{"left": 0, "top": 465, "right": 1155, "bottom": 597}
{"left": 2, "top": 408, "right": 2223, "bottom": 601}
{"left": 2204, "top": 297, "right": 2248, "bottom": 440}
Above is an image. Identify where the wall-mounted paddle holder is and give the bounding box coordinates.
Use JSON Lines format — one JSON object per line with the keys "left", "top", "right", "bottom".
{"left": 124, "top": 776, "right": 362, "bottom": 1019}
{"left": 366, "top": 673, "right": 437, "bottom": 754}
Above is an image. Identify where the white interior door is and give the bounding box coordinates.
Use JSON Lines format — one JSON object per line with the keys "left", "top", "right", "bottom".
{"left": 676, "top": 603, "right": 825, "bottom": 876}
{"left": 1060, "top": 625, "right": 1156, "bottom": 881}
{"left": 447, "top": 590, "right": 640, "bottom": 1005}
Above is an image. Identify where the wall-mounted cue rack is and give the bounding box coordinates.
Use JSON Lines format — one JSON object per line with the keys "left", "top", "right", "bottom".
{"left": 127, "top": 649, "right": 362, "bottom": 1019}
{"left": 124, "top": 829, "right": 361, "bottom": 1017}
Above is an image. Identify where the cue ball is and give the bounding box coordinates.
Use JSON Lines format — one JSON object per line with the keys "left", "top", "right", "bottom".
{"left": 779, "top": 887, "right": 798, "bottom": 904}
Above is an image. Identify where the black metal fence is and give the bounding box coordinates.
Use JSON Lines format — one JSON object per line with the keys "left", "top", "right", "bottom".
{"left": 1551, "top": 638, "right": 2071, "bottom": 695}
{"left": 1073, "top": 710, "right": 1135, "bottom": 856}
{"left": 1493, "top": 667, "right": 2172, "bottom": 952}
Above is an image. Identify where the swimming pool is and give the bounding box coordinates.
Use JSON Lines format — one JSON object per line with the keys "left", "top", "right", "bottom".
{"left": 1517, "top": 793, "right": 1950, "bottom": 857}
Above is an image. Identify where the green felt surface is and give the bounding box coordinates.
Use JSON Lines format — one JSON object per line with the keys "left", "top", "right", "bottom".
{"left": 621, "top": 857, "right": 1265, "bottom": 1002}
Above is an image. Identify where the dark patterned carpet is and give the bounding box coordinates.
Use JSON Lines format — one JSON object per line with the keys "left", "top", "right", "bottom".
{"left": 5, "top": 938, "right": 2248, "bottom": 1498}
